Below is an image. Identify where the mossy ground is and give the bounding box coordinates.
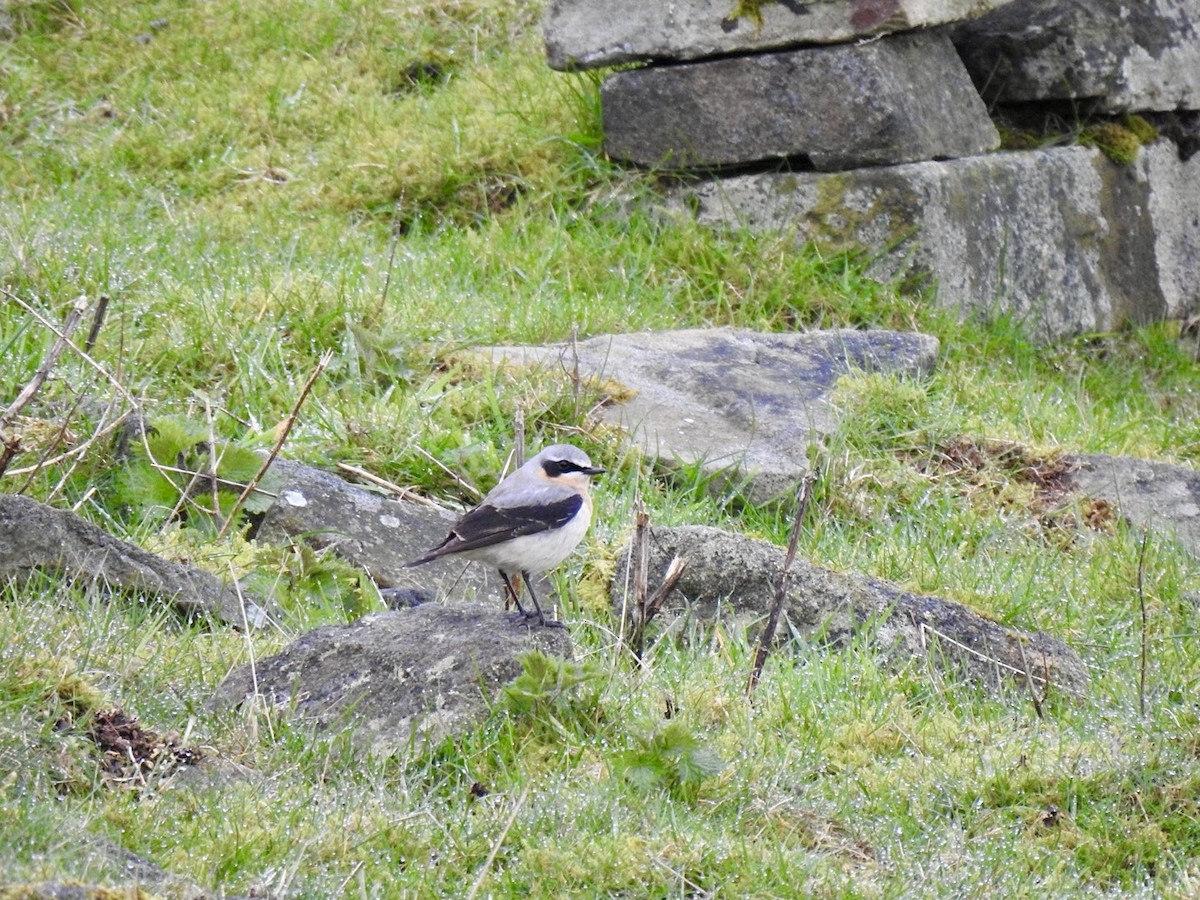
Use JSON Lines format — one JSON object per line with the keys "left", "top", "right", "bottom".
{"left": 2, "top": 1, "right": 1200, "bottom": 895}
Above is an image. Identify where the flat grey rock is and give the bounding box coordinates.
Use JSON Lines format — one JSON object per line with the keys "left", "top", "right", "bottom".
{"left": 615, "top": 525, "right": 1089, "bottom": 696}
{"left": 255, "top": 459, "right": 496, "bottom": 605}
{"left": 601, "top": 31, "right": 998, "bottom": 170}
{"left": 952, "top": 0, "right": 1200, "bottom": 113}
{"left": 212, "top": 604, "right": 572, "bottom": 756}
{"left": 486, "top": 328, "right": 939, "bottom": 503}
{"left": 664, "top": 142, "right": 1200, "bottom": 340}
{"left": 544, "top": 0, "right": 1017, "bottom": 70}
{"left": 1070, "top": 454, "right": 1200, "bottom": 557}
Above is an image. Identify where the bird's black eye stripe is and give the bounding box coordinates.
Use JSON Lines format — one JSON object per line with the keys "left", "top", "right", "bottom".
{"left": 542, "top": 459, "right": 588, "bottom": 477}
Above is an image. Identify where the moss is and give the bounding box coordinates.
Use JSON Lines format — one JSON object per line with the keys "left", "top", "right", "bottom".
{"left": 1122, "top": 113, "right": 1159, "bottom": 145}
{"left": 996, "top": 124, "right": 1044, "bottom": 151}
{"left": 728, "top": 0, "right": 776, "bottom": 28}
{"left": 804, "top": 174, "right": 855, "bottom": 250}
{"left": 803, "top": 172, "right": 920, "bottom": 259}
{"left": 1080, "top": 120, "right": 1153, "bottom": 166}
{"left": 13, "top": 653, "right": 111, "bottom": 718}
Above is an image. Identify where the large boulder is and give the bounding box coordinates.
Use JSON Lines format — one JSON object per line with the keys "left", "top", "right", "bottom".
{"left": 601, "top": 31, "right": 998, "bottom": 171}
{"left": 952, "top": 0, "right": 1200, "bottom": 113}
{"left": 485, "top": 328, "right": 939, "bottom": 503}
{"left": 664, "top": 142, "right": 1200, "bottom": 340}
{"left": 212, "top": 604, "right": 572, "bottom": 756}
{"left": 1069, "top": 454, "right": 1200, "bottom": 558}
{"left": 615, "top": 525, "right": 1089, "bottom": 696}
{"left": 254, "top": 459, "right": 496, "bottom": 607}
{"left": 545, "top": 0, "right": 1018, "bottom": 70}
{"left": 0, "top": 494, "right": 271, "bottom": 628}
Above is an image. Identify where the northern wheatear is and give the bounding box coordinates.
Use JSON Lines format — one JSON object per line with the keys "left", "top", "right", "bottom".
{"left": 405, "top": 443, "right": 604, "bottom": 626}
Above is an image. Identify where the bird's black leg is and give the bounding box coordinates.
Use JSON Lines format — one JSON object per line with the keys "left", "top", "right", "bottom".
{"left": 498, "top": 571, "right": 528, "bottom": 615}
{"left": 520, "top": 570, "right": 565, "bottom": 629}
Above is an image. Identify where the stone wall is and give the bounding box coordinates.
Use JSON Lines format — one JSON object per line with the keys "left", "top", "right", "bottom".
{"left": 544, "top": 0, "right": 1200, "bottom": 341}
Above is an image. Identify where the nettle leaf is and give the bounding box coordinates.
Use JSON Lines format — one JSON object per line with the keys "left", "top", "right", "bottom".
{"left": 109, "top": 416, "right": 267, "bottom": 529}
{"left": 502, "top": 650, "right": 603, "bottom": 723}
{"left": 613, "top": 723, "right": 725, "bottom": 802}
{"left": 676, "top": 745, "right": 725, "bottom": 785}
{"left": 616, "top": 752, "right": 670, "bottom": 792}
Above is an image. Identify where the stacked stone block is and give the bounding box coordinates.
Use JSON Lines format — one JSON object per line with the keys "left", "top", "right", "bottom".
{"left": 544, "top": 0, "right": 1200, "bottom": 341}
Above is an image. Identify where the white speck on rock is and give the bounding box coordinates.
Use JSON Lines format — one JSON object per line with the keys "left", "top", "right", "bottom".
{"left": 425, "top": 656, "right": 457, "bottom": 679}
{"left": 282, "top": 490, "right": 308, "bottom": 508}
{"left": 379, "top": 514, "right": 401, "bottom": 528}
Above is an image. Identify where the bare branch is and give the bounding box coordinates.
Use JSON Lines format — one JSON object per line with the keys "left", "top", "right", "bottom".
{"left": 643, "top": 555, "right": 687, "bottom": 626}
{"left": 412, "top": 444, "right": 482, "bottom": 500}
{"left": 83, "top": 294, "right": 110, "bottom": 353}
{"left": 628, "top": 500, "right": 651, "bottom": 660}
{"left": 466, "top": 785, "right": 529, "bottom": 900}
{"left": 513, "top": 408, "right": 525, "bottom": 469}
{"left": 2, "top": 289, "right": 140, "bottom": 408}
{"left": 216, "top": 349, "right": 333, "bottom": 540}
{"left": 1138, "top": 530, "right": 1150, "bottom": 719}
{"left": 334, "top": 462, "right": 440, "bottom": 508}
{"left": 748, "top": 473, "right": 815, "bottom": 694}
{"left": 1, "top": 294, "right": 90, "bottom": 430}
{"left": 1015, "top": 635, "right": 1046, "bottom": 720}
{"left": 4, "top": 409, "right": 133, "bottom": 478}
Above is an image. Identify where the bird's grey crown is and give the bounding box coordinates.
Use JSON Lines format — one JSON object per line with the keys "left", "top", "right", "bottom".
{"left": 534, "top": 443, "right": 594, "bottom": 466}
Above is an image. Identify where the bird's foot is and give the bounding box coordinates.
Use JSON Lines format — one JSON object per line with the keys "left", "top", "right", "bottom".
{"left": 506, "top": 610, "right": 567, "bottom": 629}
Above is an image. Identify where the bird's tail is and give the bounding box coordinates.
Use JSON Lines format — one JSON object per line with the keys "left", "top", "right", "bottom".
{"left": 403, "top": 543, "right": 451, "bottom": 568}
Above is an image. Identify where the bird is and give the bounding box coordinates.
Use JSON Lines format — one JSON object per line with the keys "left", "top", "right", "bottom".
{"left": 405, "top": 443, "right": 604, "bottom": 626}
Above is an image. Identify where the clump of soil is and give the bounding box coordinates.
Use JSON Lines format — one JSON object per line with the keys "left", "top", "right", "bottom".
{"left": 904, "top": 436, "right": 1116, "bottom": 539}
{"left": 86, "top": 708, "right": 203, "bottom": 786}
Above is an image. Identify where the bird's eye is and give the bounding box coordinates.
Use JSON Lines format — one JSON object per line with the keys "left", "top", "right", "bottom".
{"left": 543, "top": 459, "right": 581, "bottom": 477}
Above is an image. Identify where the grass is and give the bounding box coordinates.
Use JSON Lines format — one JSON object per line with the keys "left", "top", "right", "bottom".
{"left": 3, "top": 0, "right": 1200, "bottom": 896}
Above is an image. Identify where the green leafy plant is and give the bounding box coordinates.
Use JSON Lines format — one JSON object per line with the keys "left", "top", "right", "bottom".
{"left": 611, "top": 722, "right": 725, "bottom": 802}
{"left": 108, "top": 416, "right": 268, "bottom": 532}
{"left": 502, "top": 650, "right": 604, "bottom": 730}
{"left": 728, "top": 0, "right": 775, "bottom": 28}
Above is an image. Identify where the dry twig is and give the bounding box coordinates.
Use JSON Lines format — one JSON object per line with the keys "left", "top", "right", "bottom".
{"left": 334, "top": 462, "right": 440, "bottom": 508}
{"left": 512, "top": 409, "right": 525, "bottom": 469}
{"left": 412, "top": 444, "right": 481, "bottom": 500}
{"left": 625, "top": 500, "right": 687, "bottom": 662}
{"left": 642, "top": 556, "right": 687, "bottom": 634}
{"left": 1, "top": 294, "right": 90, "bottom": 427}
{"left": 1015, "top": 636, "right": 1050, "bottom": 720}
{"left": 3, "top": 289, "right": 139, "bottom": 407}
{"left": 1138, "top": 530, "right": 1150, "bottom": 719}
{"left": 216, "top": 349, "right": 333, "bottom": 540}
{"left": 4, "top": 409, "right": 133, "bottom": 478}
{"left": 628, "top": 500, "right": 650, "bottom": 658}
{"left": 1, "top": 294, "right": 91, "bottom": 477}
{"left": 83, "top": 294, "right": 109, "bottom": 353}
{"left": 466, "top": 785, "right": 529, "bottom": 900}
{"left": 747, "top": 473, "right": 814, "bottom": 694}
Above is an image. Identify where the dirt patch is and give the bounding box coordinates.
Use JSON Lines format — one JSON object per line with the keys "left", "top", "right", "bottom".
{"left": 911, "top": 436, "right": 1077, "bottom": 499}
{"left": 86, "top": 708, "right": 203, "bottom": 787}
{"left": 907, "top": 436, "right": 1078, "bottom": 499}
{"left": 902, "top": 436, "right": 1110, "bottom": 542}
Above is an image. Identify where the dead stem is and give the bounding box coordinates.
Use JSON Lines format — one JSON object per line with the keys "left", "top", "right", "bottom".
{"left": 748, "top": 473, "right": 814, "bottom": 694}
{"left": 1, "top": 294, "right": 92, "bottom": 478}
{"left": 216, "top": 349, "right": 333, "bottom": 540}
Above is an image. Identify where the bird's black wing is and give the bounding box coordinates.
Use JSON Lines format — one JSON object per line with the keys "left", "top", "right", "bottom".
{"left": 405, "top": 494, "right": 583, "bottom": 565}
